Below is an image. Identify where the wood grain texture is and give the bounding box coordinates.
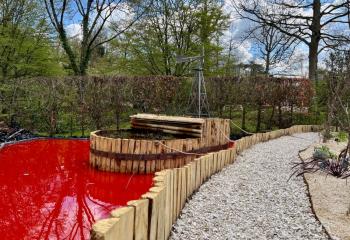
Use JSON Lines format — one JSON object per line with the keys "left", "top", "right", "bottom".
{"left": 127, "top": 199, "right": 149, "bottom": 240}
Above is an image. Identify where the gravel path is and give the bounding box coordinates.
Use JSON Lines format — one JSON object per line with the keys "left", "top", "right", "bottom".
{"left": 170, "top": 133, "right": 329, "bottom": 240}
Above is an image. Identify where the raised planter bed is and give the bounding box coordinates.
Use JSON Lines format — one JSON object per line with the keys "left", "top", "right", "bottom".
{"left": 89, "top": 114, "right": 231, "bottom": 174}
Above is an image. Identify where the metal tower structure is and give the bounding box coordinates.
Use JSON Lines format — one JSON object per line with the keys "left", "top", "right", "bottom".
{"left": 176, "top": 48, "right": 210, "bottom": 118}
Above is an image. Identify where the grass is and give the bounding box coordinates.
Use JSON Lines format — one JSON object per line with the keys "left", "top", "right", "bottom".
{"left": 336, "top": 131, "right": 348, "bottom": 142}
{"left": 37, "top": 120, "right": 132, "bottom": 138}
{"left": 37, "top": 130, "right": 92, "bottom": 138}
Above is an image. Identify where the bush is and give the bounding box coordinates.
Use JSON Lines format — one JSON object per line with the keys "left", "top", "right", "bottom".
{"left": 313, "top": 146, "right": 337, "bottom": 160}
{"left": 336, "top": 131, "right": 348, "bottom": 142}
{"left": 291, "top": 145, "right": 350, "bottom": 179}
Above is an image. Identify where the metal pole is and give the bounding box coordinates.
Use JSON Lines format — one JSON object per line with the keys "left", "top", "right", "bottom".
{"left": 198, "top": 67, "right": 201, "bottom": 117}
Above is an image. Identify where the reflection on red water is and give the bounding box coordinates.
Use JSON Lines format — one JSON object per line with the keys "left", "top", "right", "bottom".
{"left": 0, "top": 139, "right": 153, "bottom": 240}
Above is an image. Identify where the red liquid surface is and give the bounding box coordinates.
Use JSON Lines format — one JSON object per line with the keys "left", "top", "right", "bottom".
{"left": 0, "top": 139, "right": 153, "bottom": 240}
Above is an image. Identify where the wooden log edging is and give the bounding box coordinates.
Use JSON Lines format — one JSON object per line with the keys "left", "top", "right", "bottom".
{"left": 90, "top": 117, "right": 231, "bottom": 174}
{"left": 90, "top": 125, "right": 323, "bottom": 240}
{"left": 297, "top": 149, "right": 333, "bottom": 240}
{"left": 89, "top": 132, "right": 203, "bottom": 174}
{"left": 90, "top": 143, "right": 230, "bottom": 161}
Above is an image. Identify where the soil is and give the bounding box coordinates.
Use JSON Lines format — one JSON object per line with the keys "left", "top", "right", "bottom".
{"left": 98, "top": 129, "right": 191, "bottom": 140}
{"left": 299, "top": 140, "right": 350, "bottom": 240}
{"left": 230, "top": 132, "right": 251, "bottom": 140}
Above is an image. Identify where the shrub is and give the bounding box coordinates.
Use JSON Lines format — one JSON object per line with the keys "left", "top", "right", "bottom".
{"left": 336, "top": 131, "right": 348, "bottom": 142}
{"left": 313, "top": 146, "right": 337, "bottom": 160}
{"left": 291, "top": 146, "right": 350, "bottom": 179}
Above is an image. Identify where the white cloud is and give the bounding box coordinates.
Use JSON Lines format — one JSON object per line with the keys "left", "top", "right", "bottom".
{"left": 221, "top": 17, "right": 254, "bottom": 63}
{"left": 233, "top": 41, "right": 253, "bottom": 63}
{"left": 272, "top": 46, "right": 309, "bottom": 76}
{"left": 66, "top": 23, "right": 82, "bottom": 39}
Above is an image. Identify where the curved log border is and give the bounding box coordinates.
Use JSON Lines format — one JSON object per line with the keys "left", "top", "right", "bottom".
{"left": 89, "top": 130, "right": 204, "bottom": 173}
{"left": 298, "top": 148, "right": 333, "bottom": 240}
{"left": 91, "top": 125, "right": 323, "bottom": 240}
{"left": 90, "top": 143, "right": 230, "bottom": 160}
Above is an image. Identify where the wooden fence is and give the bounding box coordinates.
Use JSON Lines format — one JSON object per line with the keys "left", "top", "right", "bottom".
{"left": 90, "top": 125, "right": 322, "bottom": 240}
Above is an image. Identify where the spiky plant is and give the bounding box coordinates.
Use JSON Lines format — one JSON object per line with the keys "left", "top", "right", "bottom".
{"left": 291, "top": 146, "right": 350, "bottom": 179}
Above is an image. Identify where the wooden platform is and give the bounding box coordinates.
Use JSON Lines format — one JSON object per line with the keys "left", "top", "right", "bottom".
{"left": 130, "top": 114, "right": 204, "bottom": 138}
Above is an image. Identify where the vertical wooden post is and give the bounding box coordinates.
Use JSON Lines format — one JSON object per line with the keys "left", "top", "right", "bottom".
{"left": 153, "top": 142, "right": 160, "bottom": 172}
{"left": 120, "top": 139, "right": 129, "bottom": 173}
{"left": 90, "top": 218, "right": 120, "bottom": 240}
{"left": 90, "top": 134, "right": 95, "bottom": 167}
{"left": 110, "top": 138, "right": 116, "bottom": 172}
{"left": 126, "top": 139, "right": 135, "bottom": 173}
{"left": 114, "top": 138, "right": 121, "bottom": 172}
{"left": 109, "top": 207, "right": 135, "bottom": 240}
{"left": 138, "top": 140, "right": 147, "bottom": 174}
{"left": 127, "top": 199, "right": 149, "bottom": 240}
{"left": 150, "top": 186, "right": 166, "bottom": 240}
{"left": 132, "top": 140, "right": 141, "bottom": 173}
{"left": 172, "top": 169, "right": 178, "bottom": 222}
{"left": 145, "top": 141, "right": 153, "bottom": 174}
{"left": 154, "top": 170, "right": 171, "bottom": 238}
{"left": 142, "top": 191, "right": 161, "bottom": 240}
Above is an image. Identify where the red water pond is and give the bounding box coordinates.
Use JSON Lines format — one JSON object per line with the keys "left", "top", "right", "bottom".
{"left": 0, "top": 139, "right": 153, "bottom": 240}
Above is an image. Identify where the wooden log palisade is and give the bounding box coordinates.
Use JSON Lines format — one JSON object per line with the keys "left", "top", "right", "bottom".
{"left": 90, "top": 124, "right": 323, "bottom": 240}
{"left": 89, "top": 114, "right": 231, "bottom": 174}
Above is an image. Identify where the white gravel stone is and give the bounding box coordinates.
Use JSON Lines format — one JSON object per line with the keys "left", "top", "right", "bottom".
{"left": 170, "top": 133, "right": 328, "bottom": 240}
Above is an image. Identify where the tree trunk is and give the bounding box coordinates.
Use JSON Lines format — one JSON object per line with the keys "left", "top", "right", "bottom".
{"left": 341, "top": 132, "right": 350, "bottom": 161}
{"left": 309, "top": 0, "right": 321, "bottom": 123}
{"left": 58, "top": 27, "right": 80, "bottom": 75}
{"left": 116, "top": 111, "right": 121, "bottom": 130}
{"left": 278, "top": 104, "right": 282, "bottom": 128}
{"left": 309, "top": 0, "right": 321, "bottom": 124}
{"left": 256, "top": 103, "right": 262, "bottom": 132}
{"left": 268, "top": 105, "right": 275, "bottom": 130}
{"left": 49, "top": 109, "right": 56, "bottom": 137}
{"left": 308, "top": 41, "right": 319, "bottom": 82}
{"left": 218, "top": 105, "right": 223, "bottom": 117}
{"left": 336, "top": 120, "right": 339, "bottom": 132}
{"left": 265, "top": 52, "right": 270, "bottom": 75}
{"left": 81, "top": 121, "right": 85, "bottom": 137}
{"left": 309, "top": 0, "right": 321, "bottom": 82}
{"left": 324, "top": 84, "right": 333, "bottom": 142}
{"left": 70, "top": 115, "right": 73, "bottom": 137}
{"left": 241, "top": 105, "right": 246, "bottom": 130}
{"left": 1, "top": 66, "right": 8, "bottom": 83}
{"left": 79, "top": 52, "right": 90, "bottom": 76}
{"left": 290, "top": 103, "right": 294, "bottom": 126}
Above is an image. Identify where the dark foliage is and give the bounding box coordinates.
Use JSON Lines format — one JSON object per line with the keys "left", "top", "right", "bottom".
{"left": 291, "top": 147, "right": 350, "bottom": 179}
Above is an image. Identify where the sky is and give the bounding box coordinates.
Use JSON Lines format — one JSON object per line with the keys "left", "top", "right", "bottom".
{"left": 64, "top": 0, "right": 349, "bottom": 76}
{"left": 227, "top": 0, "right": 349, "bottom": 75}
{"left": 221, "top": 0, "right": 312, "bottom": 76}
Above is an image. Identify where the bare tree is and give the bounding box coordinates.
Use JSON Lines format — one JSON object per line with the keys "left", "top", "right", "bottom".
{"left": 326, "top": 50, "right": 350, "bottom": 153}
{"left": 233, "top": 0, "right": 350, "bottom": 81}
{"left": 44, "top": 0, "right": 149, "bottom": 76}
{"left": 243, "top": 23, "right": 297, "bottom": 74}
